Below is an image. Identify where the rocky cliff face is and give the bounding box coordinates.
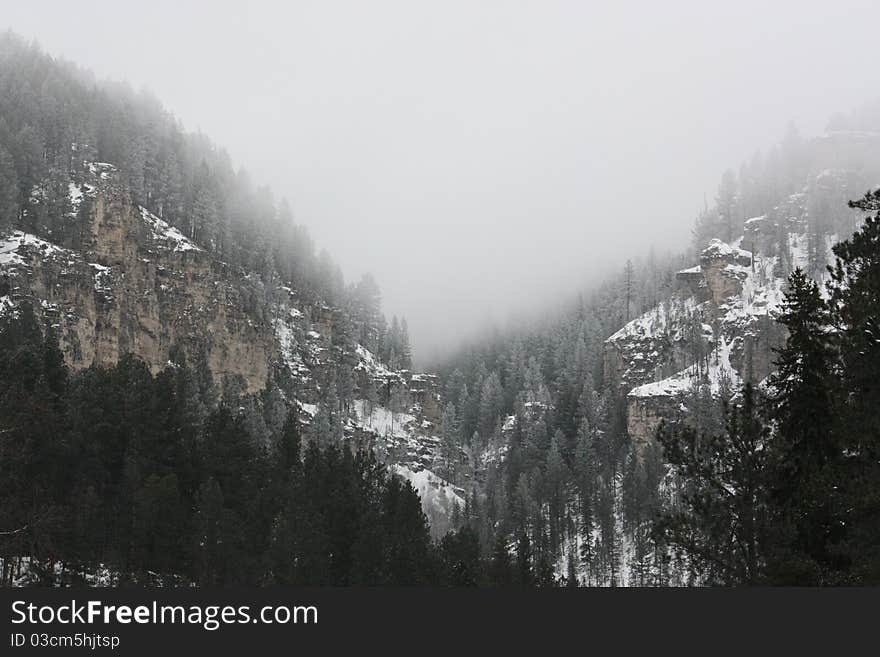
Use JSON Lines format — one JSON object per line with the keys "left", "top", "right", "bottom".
{"left": 3, "top": 163, "right": 277, "bottom": 393}
{"left": 606, "top": 229, "right": 803, "bottom": 448}
{"left": 0, "top": 161, "right": 462, "bottom": 534}
{"left": 606, "top": 176, "right": 855, "bottom": 448}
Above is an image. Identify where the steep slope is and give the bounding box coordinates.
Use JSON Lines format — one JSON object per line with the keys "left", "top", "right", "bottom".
{"left": 607, "top": 180, "right": 855, "bottom": 449}
{"left": 2, "top": 163, "right": 273, "bottom": 390}
{"left": 0, "top": 157, "right": 463, "bottom": 535}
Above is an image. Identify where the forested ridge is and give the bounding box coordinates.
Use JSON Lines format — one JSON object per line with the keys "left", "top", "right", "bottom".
{"left": 427, "top": 116, "right": 880, "bottom": 586}
{"left": 0, "top": 32, "right": 438, "bottom": 585}
{"left": 655, "top": 195, "right": 880, "bottom": 584}
{"left": 0, "top": 303, "right": 533, "bottom": 587}
{"left": 2, "top": 30, "right": 880, "bottom": 586}
{"left": 0, "top": 31, "right": 414, "bottom": 371}
{"left": 0, "top": 307, "right": 434, "bottom": 585}
{"left": 0, "top": 30, "right": 329, "bottom": 301}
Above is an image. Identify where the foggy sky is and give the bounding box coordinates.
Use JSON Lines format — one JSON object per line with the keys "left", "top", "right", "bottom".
{"left": 6, "top": 1, "right": 880, "bottom": 363}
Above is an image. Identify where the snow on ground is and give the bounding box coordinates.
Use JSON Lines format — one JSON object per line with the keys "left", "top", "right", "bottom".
{"left": 629, "top": 368, "right": 696, "bottom": 398}
{"left": 89, "top": 262, "right": 113, "bottom": 294}
{"left": 721, "top": 254, "right": 784, "bottom": 326}
{"left": 706, "top": 335, "right": 741, "bottom": 395}
{"left": 272, "top": 310, "right": 309, "bottom": 377}
{"left": 0, "top": 235, "right": 24, "bottom": 267}
{"left": 355, "top": 344, "right": 394, "bottom": 377}
{"left": 87, "top": 162, "right": 116, "bottom": 179}
{"left": 0, "top": 231, "right": 69, "bottom": 267}
{"left": 702, "top": 238, "right": 752, "bottom": 262}
{"left": 139, "top": 207, "right": 202, "bottom": 253}
{"left": 629, "top": 328, "right": 743, "bottom": 400}
{"left": 68, "top": 182, "right": 83, "bottom": 208}
{"left": 629, "top": 230, "right": 836, "bottom": 402}
{"left": 479, "top": 439, "right": 510, "bottom": 468}
{"left": 501, "top": 414, "right": 517, "bottom": 432}
{"left": 723, "top": 230, "right": 837, "bottom": 327}
{"left": 68, "top": 181, "right": 95, "bottom": 216}
{"left": 352, "top": 399, "right": 415, "bottom": 438}
{"left": 607, "top": 294, "right": 698, "bottom": 343}
{"left": 0, "top": 556, "right": 183, "bottom": 587}
{"left": 788, "top": 231, "right": 809, "bottom": 272}
{"left": 392, "top": 465, "right": 464, "bottom": 534}
{"left": 350, "top": 395, "right": 457, "bottom": 534}
{"left": 296, "top": 400, "right": 318, "bottom": 417}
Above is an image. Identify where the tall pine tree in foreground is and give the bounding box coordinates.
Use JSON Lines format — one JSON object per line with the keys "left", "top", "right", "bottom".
{"left": 766, "top": 268, "right": 843, "bottom": 584}
{"left": 655, "top": 193, "right": 880, "bottom": 585}
{"left": 653, "top": 384, "right": 769, "bottom": 585}
{"left": 827, "top": 189, "right": 880, "bottom": 582}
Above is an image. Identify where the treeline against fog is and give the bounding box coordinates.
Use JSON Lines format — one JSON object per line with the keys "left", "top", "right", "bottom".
{"left": 0, "top": 304, "right": 493, "bottom": 586}
{"left": 429, "top": 125, "right": 880, "bottom": 585}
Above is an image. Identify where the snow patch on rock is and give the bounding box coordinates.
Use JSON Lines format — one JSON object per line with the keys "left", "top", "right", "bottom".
{"left": 392, "top": 465, "right": 464, "bottom": 536}
{"left": 139, "top": 207, "right": 202, "bottom": 253}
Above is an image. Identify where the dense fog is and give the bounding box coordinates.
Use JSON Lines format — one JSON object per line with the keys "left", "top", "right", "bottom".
{"left": 6, "top": 0, "right": 880, "bottom": 361}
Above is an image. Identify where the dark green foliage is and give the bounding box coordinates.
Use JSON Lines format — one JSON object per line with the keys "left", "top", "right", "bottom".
{"left": 515, "top": 532, "right": 534, "bottom": 588}
{"left": 764, "top": 268, "right": 844, "bottom": 583}
{"left": 656, "top": 198, "right": 880, "bottom": 585}
{"left": 437, "top": 526, "right": 483, "bottom": 586}
{"left": 0, "top": 144, "right": 17, "bottom": 230}
{"left": 827, "top": 190, "right": 880, "bottom": 582}
{"left": 0, "top": 304, "right": 68, "bottom": 583}
{"left": 6, "top": 28, "right": 880, "bottom": 588}
{"left": 487, "top": 533, "right": 514, "bottom": 587}
{"left": 765, "top": 198, "right": 880, "bottom": 584}
{"left": 0, "top": 313, "right": 439, "bottom": 586}
{"left": 654, "top": 385, "right": 770, "bottom": 585}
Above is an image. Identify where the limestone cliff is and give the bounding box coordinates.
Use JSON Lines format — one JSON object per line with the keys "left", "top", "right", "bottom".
{"left": 0, "top": 161, "right": 462, "bottom": 533}
{"left": 605, "top": 187, "right": 842, "bottom": 447}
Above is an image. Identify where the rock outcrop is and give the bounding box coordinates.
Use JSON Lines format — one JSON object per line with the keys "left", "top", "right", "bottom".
{"left": 0, "top": 161, "right": 462, "bottom": 533}
{"left": 606, "top": 235, "right": 795, "bottom": 448}
{"left": 2, "top": 165, "right": 279, "bottom": 393}
{"left": 608, "top": 163, "right": 865, "bottom": 450}
{"left": 700, "top": 239, "right": 753, "bottom": 305}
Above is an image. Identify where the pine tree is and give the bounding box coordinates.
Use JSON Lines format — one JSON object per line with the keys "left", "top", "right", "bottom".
{"left": 0, "top": 144, "right": 18, "bottom": 230}
{"left": 623, "top": 259, "right": 635, "bottom": 322}
{"left": 766, "top": 268, "right": 842, "bottom": 583}
{"left": 824, "top": 190, "right": 880, "bottom": 581}
{"left": 438, "top": 526, "right": 482, "bottom": 586}
{"left": 399, "top": 317, "right": 413, "bottom": 370}
{"left": 193, "top": 476, "right": 227, "bottom": 585}
{"left": 654, "top": 385, "right": 770, "bottom": 585}
{"left": 575, "top": 419, "right": 596, "bottom": 581}
{"left": 439, "top": 402, "right": 459, "bottom": 480}
{"left": 716, "top": 169, "right": 740, "bottom": 243}
{"left": 515, "top": 531, "right": 533, "bottom": 588}
{"left": 277, "top": 409, "right": 302, "bottom": 480}
{"left": 388, "top": 382, "right": 410, "bottom": 438}
{"left": 353, "top": 273, "right": 382, "bottom": 350}
{"left": 478, "top": 372, "right": 503, "bottom": 438}
{"left": 363, "top": 378, "right": 379, "bottom": 427}
{"left": 488, "top": 533, "right": 513, "bottom": 587}
{"left": 566, "top": 549, "right": 579, "bottom": 587}
{"left": 545, "top": 431, "right": 567, "bottom": 554}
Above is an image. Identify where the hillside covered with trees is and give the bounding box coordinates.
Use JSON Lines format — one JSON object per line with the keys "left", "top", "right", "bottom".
{"left": 2, "top": 30, "right": 880, "bottom": 587}
{"left": 428, "top": 116, "right": 880, "bottom": 586}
